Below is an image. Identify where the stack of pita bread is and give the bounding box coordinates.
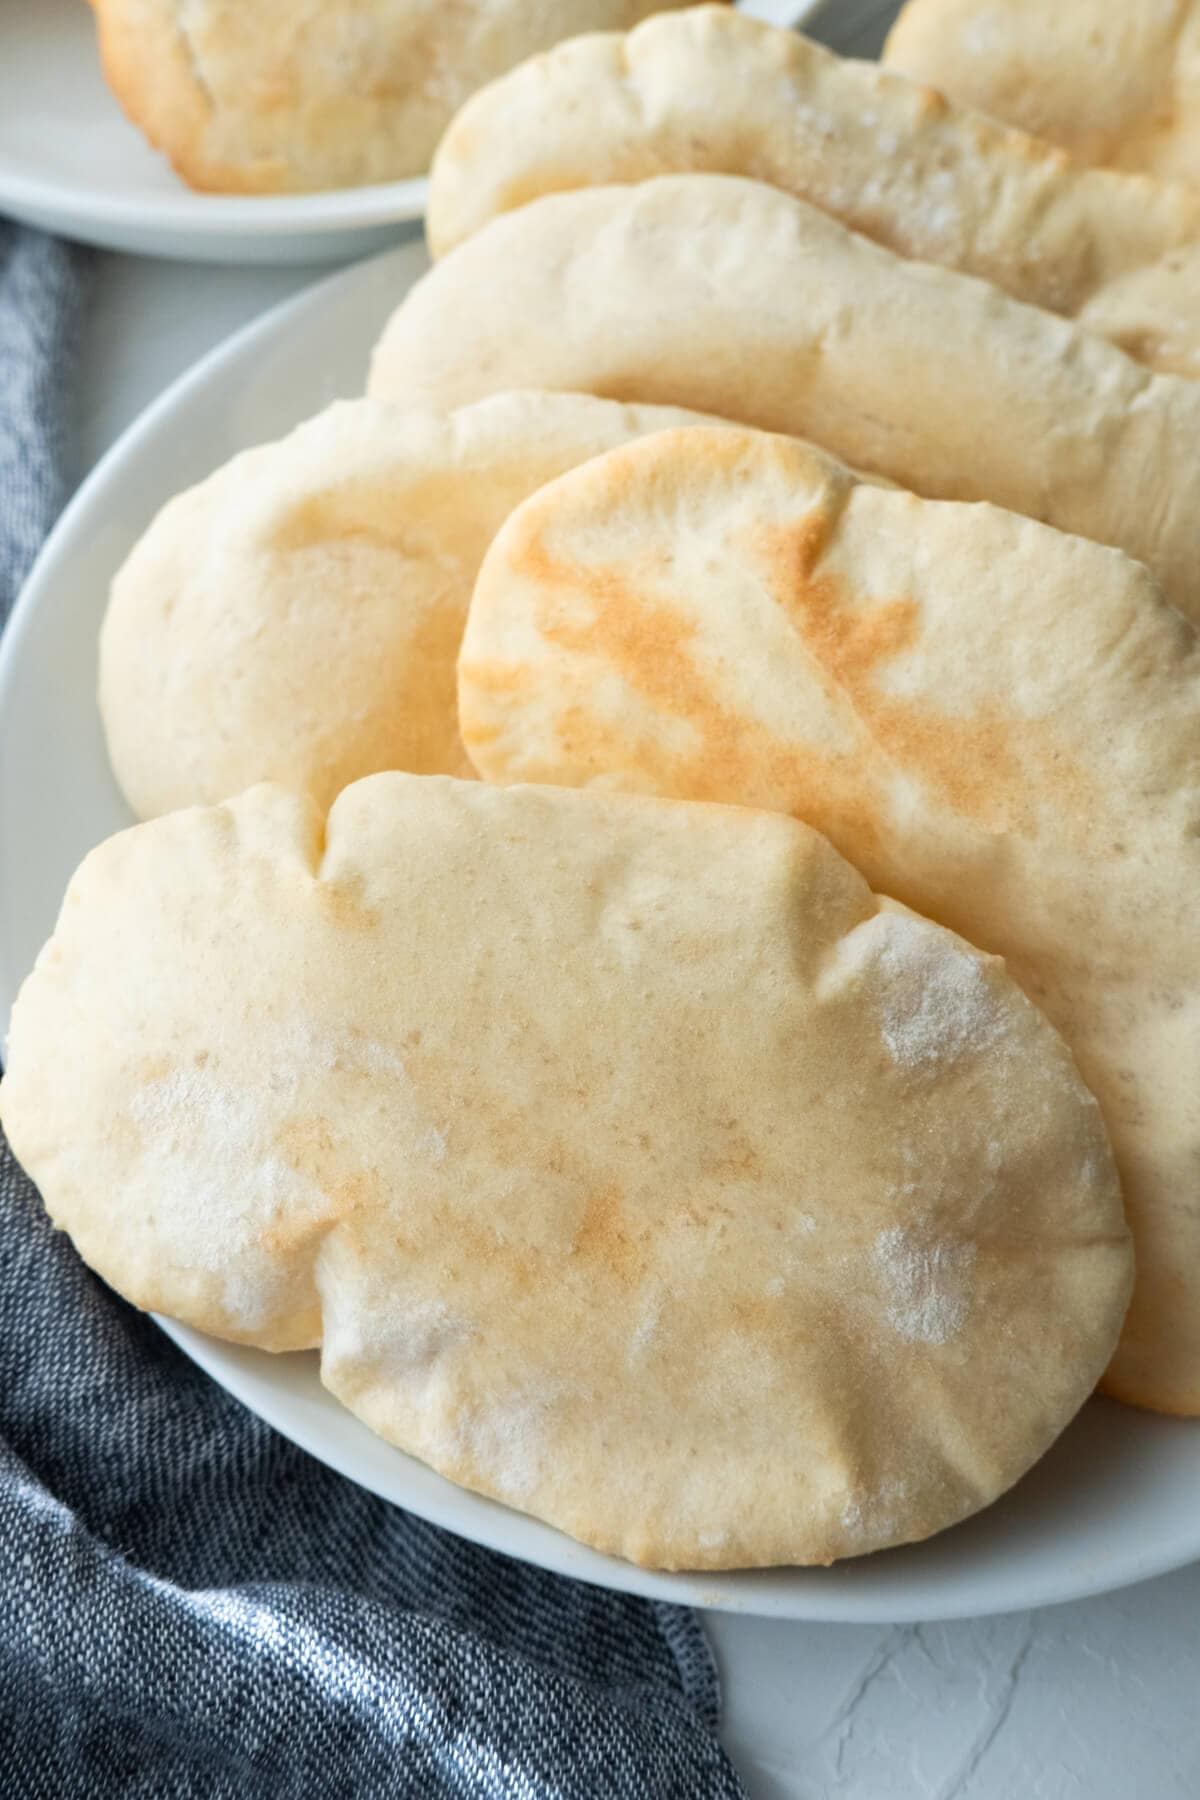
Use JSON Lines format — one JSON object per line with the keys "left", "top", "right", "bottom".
{"left": 6, "top": 6, "right": 1198, "bottom": 1574}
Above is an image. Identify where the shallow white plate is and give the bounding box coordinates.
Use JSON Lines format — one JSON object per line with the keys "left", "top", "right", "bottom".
{"left": 2, "top": 247, "right": 1198, "bottom": 1622}
{"left": 0, "top": 0, "right": 820, "bottom": 264}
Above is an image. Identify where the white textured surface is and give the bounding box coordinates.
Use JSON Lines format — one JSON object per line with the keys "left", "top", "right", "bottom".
{"left": 72, "top": 249, "right": 1200, "bottom": 1800}
{"left": 712, "top": 1566, "right": 1200, "bottom": 1797}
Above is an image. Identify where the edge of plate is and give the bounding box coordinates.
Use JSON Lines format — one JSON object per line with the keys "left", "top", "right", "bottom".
{"left": 0, "top": 161, "right": 431, "bottom": 236}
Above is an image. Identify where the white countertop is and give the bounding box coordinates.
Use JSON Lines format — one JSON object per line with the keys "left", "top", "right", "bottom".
{"left": 74, "top": 248, "right": 1200, "bottom": 1800}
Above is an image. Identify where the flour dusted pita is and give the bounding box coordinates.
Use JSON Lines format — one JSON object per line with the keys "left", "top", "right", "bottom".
{"left": 99, "top": 392, "right": 724, "bottom": 818}
{"left": 0, "top": 776, "right": 1130, "bottom": 1567}
{"left": 459, "top": 426, "right": 1200, "bottom": 1415}
{"left": 370, "top": 177, "right": 1200, "bottom": 620}
{"left": 91, "top": 0, "right": 697, "bottom": 192}
{"left": 428, "top": 7, "right": 1200, "bottom": 378}
{"left": 884, "top": 0, "right": 1200, "bottom": 188}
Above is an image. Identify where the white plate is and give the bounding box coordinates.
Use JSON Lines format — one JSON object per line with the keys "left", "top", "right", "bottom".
{"left": 2, "top": 247, "right": 1198, "bottom": 1622}
{"left": 0, "top": 0, "right": 820, "bottom": 264}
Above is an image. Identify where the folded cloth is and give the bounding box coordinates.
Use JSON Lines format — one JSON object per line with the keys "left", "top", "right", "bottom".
{"left": 0, "top": 225, "right": 88, "bottom": 602}
{"left": 0, "top": 223, "right": 745, "bottom": 1800}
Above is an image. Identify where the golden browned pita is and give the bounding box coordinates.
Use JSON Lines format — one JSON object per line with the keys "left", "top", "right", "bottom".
{"left": 0, "top": 776, "right": 1129, "bottom": 1567}
{"left": 370, "top": 177, "right": 1200, "bottom": 621}
{"left": 459, "top": 425, "right": 1200, "bottom": 1415}
{"left": 428, "top": 6, "right": 1200, "bottom": 377}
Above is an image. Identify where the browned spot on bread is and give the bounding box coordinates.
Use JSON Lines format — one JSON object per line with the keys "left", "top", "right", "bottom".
{"left": 458, "top": 659, "right": 544, "bottom": 759}
{"left": 134, "top": 1055, "right": 174, "bottom": 1086}
{"left": 457, "top": 655, "right": 543, "bottom": 730}
{"left": 704, "top": 1125, "right": 763, "bottom": 1183}
{"left": 870, "top": 692, "right": 1045, "bottom": 833}
{"left": 756, "top": 522, "right": 1062, "bottom": 834}
{"left": 731, "top": 1294, "right": 777, "bottom": 1333}
{"left": 574, "top": 1184, "right": 646, "bottom": 1287}
{"left": 512, "top": 522, "right": 883, "bottom": 855}
{"left": 315, "top": 878, "right": 378, "bottom": 932}
{"left": 764, "top": 520, "right": 919, "bottom": 679}
{"left": 275, "top": 1113, "right": 338, "bottom": 1176}
{"left": 322, "top": 1170, "right": 380, "bottom": 1223}
{"left": 459, "top": 658, "right": 539, "bottom": 696}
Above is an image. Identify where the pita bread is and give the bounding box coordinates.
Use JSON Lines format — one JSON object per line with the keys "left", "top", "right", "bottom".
{"left": 428, "top": 7, "right": 1200, "bottom": 379}
{"left": 458, "top": 425, "right": 1200, "bottom": 1415}
{"left": 0, "top": 775, "right": 1130, "bottom": 1568}
{"left": 99, "top": 392, "right": 725, "bottom": 819}
{"left": 884, "top": 0, "right": 1200, "bottom": 187}
{"left": 91, "top": 0, "right": 697, "bottom": 192}
{"left": 370, "top": 176, "right": 1200, "bottom": 621}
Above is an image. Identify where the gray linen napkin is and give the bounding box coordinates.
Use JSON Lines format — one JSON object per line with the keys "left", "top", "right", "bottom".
{"left": 0, "top": 221, "right": 745, "bottom": 1800}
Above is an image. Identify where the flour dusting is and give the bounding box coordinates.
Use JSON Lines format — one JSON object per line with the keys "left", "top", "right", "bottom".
{"left": 273, "top": 1020, "right": 410, "bottom": 1083}
{"left": 414, "top": 1125, "right": 448, "bottom": 1165}
{"left": 867, "top": 912, "right": 1008, "bottom": 1070}
{"left": 450, "top": 1387, "right": 561, "bottom": 1506}
{"left": 129, "top": 1066, "right": 328, "bottom": 1327}
{"left": 873, "top": 1225, "right": 977, "bottom": 1345}
{"left": 629, "top": 1293, "right": 662, "bottom": 1365}
{"left": 377, "top": 1301, "right": 470, "bottom": 1381}
{"left": 126, "top": 1019, "right": 449, "bottom": 1325}
{"left": 321, "top": 1288, "right": 474, "bottom": 1411}
{"left": 961, "top": 10, "right": 1006, "bottom": 56}
{"left": 840, "top": 1475, "right": 909, "bottom": 1548}
{"left": 697, "top": 1527, "right": 731, "bottom": 1554}
{"left": 1080, "top": 1149, "right": 1109, "bottom": 1190}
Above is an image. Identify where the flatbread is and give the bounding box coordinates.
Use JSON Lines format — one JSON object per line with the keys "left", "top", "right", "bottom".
{"left": 0, "top": 775, "right": 1130, "bottom": 1568}
{"left": 427, "top": 6, "right": 1200, "bottom": 378}
{"left": 91, "top": 0, "right": 697, "bottom": 192}
{"left": 370, "top": 176, "right": 1200, "bottom": 621}
{"left": 458, "top": 425, "right": 1200, "bottom": 1415}
{"left": 99, "top": 392, "right": 725, "bottom": 818}
{"left": 884, "top": 0, "right": 1200, "bottom": 187}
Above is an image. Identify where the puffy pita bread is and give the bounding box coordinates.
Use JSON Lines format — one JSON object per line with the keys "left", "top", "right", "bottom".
{"left": 370, "top": 177, "right": 1200, "bottom": 621}
{"left": 99, "top": 392, "right": 725, "bottom": 819}
{"left": 428, "top": 7, "right": 1200, "bottom": 379}
{"left": 459, "top": 426, "right": 1200, "bottom": 1415}
{"left": 0, "top": 775, "right": 1129, "bottom": 1568}
{"left": 91, "top": 0, "right": 696, "bottom": 192}
{"left": 884, "top": 0, "right": 1200, "bottom": 187}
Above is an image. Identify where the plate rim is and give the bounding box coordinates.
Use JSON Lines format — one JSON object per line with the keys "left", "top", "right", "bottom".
{"left": 0, "top": 252, "right": 418, "bottom": 704}
{"left": 3, "top": 249, "right": 1199, "bottom": 1628}
{"left": 0, "top": 154, "right": 431, "bottom": 237}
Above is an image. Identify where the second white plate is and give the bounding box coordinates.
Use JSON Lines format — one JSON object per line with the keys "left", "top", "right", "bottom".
{"left": 0, "top": 0, "right": 823, "bottom": 264}
{"left": 2, "top": 246, "right": 1198, "bottom": 1622}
